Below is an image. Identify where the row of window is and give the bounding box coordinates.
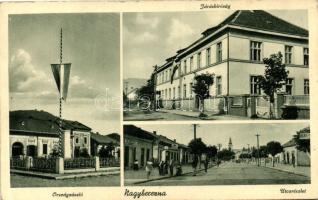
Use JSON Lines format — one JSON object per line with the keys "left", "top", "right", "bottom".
{"left": 157, "top": 42, "right": 223, "bottom": 84}
{"left": 159, "top": 76, "right": 223, "bottom": 100}
{"left": 250, "top": 76, "right": 310, "bottom": 95}
{"left": 250, "top": 41, "right": 309, "bottom": 65}
{"left": 157, "top": 41, "right": 309, "bottom": 85}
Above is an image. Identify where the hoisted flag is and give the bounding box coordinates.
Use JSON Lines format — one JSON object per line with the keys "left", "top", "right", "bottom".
{"left": 51, "top": 63, "right": 71, "bottom": 101}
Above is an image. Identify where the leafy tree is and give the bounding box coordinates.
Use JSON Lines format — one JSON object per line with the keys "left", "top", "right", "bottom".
{"left": 258, "top": 52, "right": 289, "bottom": 119}
{"left": 217, "top": 149, "right": 235, "bottom": 161}
{"left": 294, "top": 127, "right": 310, "bottom": 154}
{"left": 192, "top": 73, "right": 215, "bottom": 117}
{"left": 136, "top": 75, "right": 155, "bottom": 110}
{"left": 266, "top": 141, "right": 283, "bottom": 167}
{"left": 206, "top": 145, "right": 218, "bottom": 161}
{"left": 188, "top": 138, "right": 207, "bottom": 156}
{"left": 98, "top": 143, "right": 115, "bottom": 158}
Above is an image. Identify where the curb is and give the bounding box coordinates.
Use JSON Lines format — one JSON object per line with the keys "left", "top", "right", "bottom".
{"left": 11, "top": 169, "right": 120, "bottom": 180}
{"left": 258, "top": 165, "right": 310, "bottom": 178}
{"left": 132, "top": 166, "right": 214, "bottom": 185}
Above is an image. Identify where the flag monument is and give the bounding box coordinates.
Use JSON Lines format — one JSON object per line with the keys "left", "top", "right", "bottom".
{"left": 51, "top": 28, "right": 71, "bottom": 157}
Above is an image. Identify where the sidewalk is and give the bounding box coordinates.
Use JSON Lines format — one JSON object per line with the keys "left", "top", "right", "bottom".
{"left": 11, "top": 167, "right": 120, "bottom": 180}
{"left": 250, "top": 161, "right": 310, "bottom": 177}
{"left": 125, "top": 164, "right": 208, "bottom": 185}
{"left": 158, "top": 109, "right": 251, "bottom": 120}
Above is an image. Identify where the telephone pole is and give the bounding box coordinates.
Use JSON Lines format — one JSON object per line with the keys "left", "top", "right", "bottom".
{"left": 193, "top": 124, "right": 197, "bottom": 140}
{"left": 255, "top": 134, "right": 260, "bottom": 167}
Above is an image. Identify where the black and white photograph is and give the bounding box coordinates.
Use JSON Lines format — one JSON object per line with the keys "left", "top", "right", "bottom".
{"left": 124, "top": 123, "right": 310, "bottom": 186}
{"left": 123, "top": 10, "right": 309, "bottom": 121}
{"left": 9, "top": 13, "right": 121, "bottom": 187}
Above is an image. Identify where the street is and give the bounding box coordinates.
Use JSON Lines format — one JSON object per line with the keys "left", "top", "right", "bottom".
{"left": 124, "top": 110, "right": 199, "bottom": 121}
{"left": 11, "top": 174, "right": 120, "bottom": 187}
{"left": 137, "top": 162, "right": 310, "bottom": 186}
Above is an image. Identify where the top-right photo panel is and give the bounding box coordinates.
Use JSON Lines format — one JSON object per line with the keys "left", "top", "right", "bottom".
{"left": 123, "top": 10, "right": 309, "bottom": 121}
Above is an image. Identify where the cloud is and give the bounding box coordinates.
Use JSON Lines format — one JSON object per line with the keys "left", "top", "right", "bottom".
{"left": 69, "top": 75, "right": 101, "bottom": 98}
{"left": 9, "top": 49, "right": 53, "bottom": 93}
{"left": 166, "top": 18, "right": 195, "bottom": 46}
{"left": 135, "top": 13, "right": 159, "bottom": 29}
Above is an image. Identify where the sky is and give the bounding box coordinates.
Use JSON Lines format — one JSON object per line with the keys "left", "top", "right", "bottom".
{"left": 123, "top": 10, "right": 308, "bottom": 80}
{"left": 136, "top": 123, "right": 309, "bottom": 150}
{"left": 9, "top": 13, "right": 120, "bottom": 134}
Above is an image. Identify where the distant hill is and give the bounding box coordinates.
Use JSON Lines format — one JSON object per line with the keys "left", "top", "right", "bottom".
{"left": 123, "top": 78, "right": 147, "bottom": 94}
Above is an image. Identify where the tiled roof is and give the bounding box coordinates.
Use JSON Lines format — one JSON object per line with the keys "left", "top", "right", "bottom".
{"left": 175, "top": 10, "right": 308, "bottom": 61}
{"left": 124, "top": 125, "right": 157, "bottom": 141}
{"left": 107, "top": 133, "right": 120, "bottom": 142}
{"left": 283, "top": 138, "right": 296, "bottom": 148}
{"left": 91, "top": 132, "right": 119, "bottom": 145}
{"left": 10, "top": 110, "right": 91, "bottom": 136}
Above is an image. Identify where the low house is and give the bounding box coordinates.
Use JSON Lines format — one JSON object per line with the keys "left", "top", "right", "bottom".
{"left": 90, "top": 132, "right": 120, "bottom": 159}
{"left": 10, "top": 110, "right": 91, "bottom": 158}
{"left": 281, "top": 127, "right": 310, "bottom": 166}
{"left": 124, "top": 125, "right": 156, "bottom": 169}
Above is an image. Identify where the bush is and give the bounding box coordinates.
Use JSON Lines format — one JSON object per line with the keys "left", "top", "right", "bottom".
{"left": 281, "top": 106, "right": 298, "bottom": 119}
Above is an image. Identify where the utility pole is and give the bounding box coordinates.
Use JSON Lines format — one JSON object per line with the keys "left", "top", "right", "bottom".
{"left": 193, "top": 124, "right": 197, "bottom": 140}
{"left": 255, "top": 134, "right": 260, "bottom": 167}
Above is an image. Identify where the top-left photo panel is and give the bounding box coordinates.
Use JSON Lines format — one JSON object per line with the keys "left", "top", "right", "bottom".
{"left": 9, "top": 13, "right": 121, "bottom": 187}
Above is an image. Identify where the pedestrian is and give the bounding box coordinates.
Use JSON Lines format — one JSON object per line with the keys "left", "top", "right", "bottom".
{"left": 164, "top": 161, "right": 168, "bottom": 175}
{"left": 204, "top": 158, "right": 208, "bottom": 173}
{"left": 159, "top": 160, "right": 164, "bottom": 175}
{"left": 169, "top": 159, "right": 174, "bottom": 176}
{"left": 176, "top": 162, "right": 182, "bottom": 176}
{"left": 133, "top": 159, "right": 139, "bottom": 170}
{"left": 145, "top": 159, "right": 153, "bottom": 179}
{"left": 192, "top": 156, "right": 198, "bottom": 176}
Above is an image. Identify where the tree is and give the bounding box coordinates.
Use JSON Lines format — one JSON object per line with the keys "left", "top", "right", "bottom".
{"left": 266, "top": 141, "right": 283, "bottom": 167}
{"left": 192, "top": 73, "right": 215, "bottom": 117}
{"left": 98, "top": 143, "right": 115, "bottom": 158}
{"left": 206, "top": 145, "right": 218, "bottom": 161}
{"left": 294, "top": 127, "right": 310, "bottom": 155}
{"left": 136, "top": 75, "right": 155, "bottom": 110}
{"left": 217, "top": 149, "right": 235, "bottom": 161}
{"left": 258, "top": 52, "right": 289, "bottom": 119}
{"left": 188, "top": 138, "right": 207, "bottom": 156}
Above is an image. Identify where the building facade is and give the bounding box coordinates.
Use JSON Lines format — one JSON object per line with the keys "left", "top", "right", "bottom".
{"left": 154, "top": 10, "right": 309, "bottom": 118}
{"left": 10, "top": 110, "right": 91, "bottom": 158}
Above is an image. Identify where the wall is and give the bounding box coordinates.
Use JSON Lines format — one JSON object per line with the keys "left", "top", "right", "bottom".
{"left": 10, "top": 134, "right": 58, "bottom": 157}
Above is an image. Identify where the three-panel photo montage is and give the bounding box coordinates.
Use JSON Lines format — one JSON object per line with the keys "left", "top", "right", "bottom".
{"left": 9, "top": 10, "right": 310, "bottom": 188}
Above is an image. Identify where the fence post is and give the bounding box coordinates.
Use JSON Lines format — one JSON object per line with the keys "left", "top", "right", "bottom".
{"left": 55, "top": 157, "right": 64, "bottom": 174}
{"left": 276, "top": 92, "right": 285, "bottom": 119}
{"left": 95, "top": 156, "right": 100, "bottom": 171}
{"left": 25, "top": 156, "right": 32, "bottom": 170}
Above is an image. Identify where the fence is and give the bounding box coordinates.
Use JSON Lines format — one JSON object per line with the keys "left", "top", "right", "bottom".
{"left": 284, "top": 95, "right": 309, "bottom": 105}
{"left": 100, "top": 157, "right": 120, "bottom": 168}
{"left": 30, "top": 157, "right": 56, "bottom": 173}
{"left": 64, "top": 157, "right": 96, "bottom": 169}
{"left": 10, "top": 157, "right": 26, "bottom": 169}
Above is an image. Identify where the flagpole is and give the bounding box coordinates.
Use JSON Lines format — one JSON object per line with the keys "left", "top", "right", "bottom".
{"left": 59, "top": 28, "right": 63, "bottom": 158}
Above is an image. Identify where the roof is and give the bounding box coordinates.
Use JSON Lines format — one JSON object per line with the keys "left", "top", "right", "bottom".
{"left": 107, "top": 133, "right": 120, "bottom": 142}
{"left": 172, "top": 10, "right": 308, "bottom": 61}
{"left": 10, "top": 110, "right": 91, "bottom": 136}
{"left": 124, "top": 125, "right": 157, "bottom": 141}
{"left": 297, "top": 126, "right": 310, "bottom": 134}
{"left": 91, "top": 132, "right": 119, "bottom": 145}
{"left": 283, "top": 138, "right": 296, "bottom": 148}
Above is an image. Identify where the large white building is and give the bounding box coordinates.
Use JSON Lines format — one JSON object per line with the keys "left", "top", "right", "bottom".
{"left": 154, "top": 10, "right": 309, "bottom": 118}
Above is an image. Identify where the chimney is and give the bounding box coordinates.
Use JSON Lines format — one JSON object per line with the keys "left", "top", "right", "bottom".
{"left": 153, "top": 131, "right": 157, "bottom": 135}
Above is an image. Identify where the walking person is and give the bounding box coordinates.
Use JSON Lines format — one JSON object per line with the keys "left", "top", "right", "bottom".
{"left": 169, "top": 159, "right": 174, "bottom": 176}
{"left": 158, "top": 160, "right": 164, "bottom": 175}
{"left": 145, "top": 159, "right": 153, "bottom": 179}
{"left": 192, "top": 156, "right": 198, "bottom": 176}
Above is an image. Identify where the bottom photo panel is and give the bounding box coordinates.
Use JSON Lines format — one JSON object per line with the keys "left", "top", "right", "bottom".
{"left": 124, "top": 123, "right": 310, "bottom": 186}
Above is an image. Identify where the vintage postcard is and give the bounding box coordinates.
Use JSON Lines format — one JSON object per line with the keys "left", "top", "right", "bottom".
{"left": 0, "top": 0, "right": 318, "bottom": 200}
